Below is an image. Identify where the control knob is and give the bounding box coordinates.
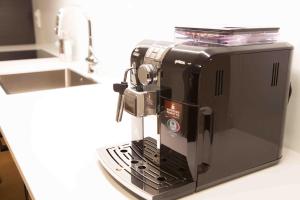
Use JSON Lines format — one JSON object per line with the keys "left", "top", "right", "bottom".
{"left": 137, "top": 64, "right": 158, "bottom": 85}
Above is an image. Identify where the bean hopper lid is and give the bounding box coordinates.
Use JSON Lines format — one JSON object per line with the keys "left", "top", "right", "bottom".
{"left": 174, "top": 27, "right": 280, "bottom": 46}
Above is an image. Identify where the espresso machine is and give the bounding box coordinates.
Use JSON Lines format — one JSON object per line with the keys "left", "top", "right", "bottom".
{"left": 97, "top": 28, "right": 293, "bottom": 199}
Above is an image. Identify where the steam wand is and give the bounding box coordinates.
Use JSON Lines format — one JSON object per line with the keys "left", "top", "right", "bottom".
{"left": 113, "top": 68, "right": 134, "bottom": 122}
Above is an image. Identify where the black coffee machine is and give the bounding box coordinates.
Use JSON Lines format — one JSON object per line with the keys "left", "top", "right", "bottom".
{"left": 97, "top": 28, "right": 293, "bottom": 199}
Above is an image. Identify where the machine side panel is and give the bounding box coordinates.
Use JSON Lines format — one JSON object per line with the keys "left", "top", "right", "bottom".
{"left": 197, "top": 49, "right": 292, "bottom": 188}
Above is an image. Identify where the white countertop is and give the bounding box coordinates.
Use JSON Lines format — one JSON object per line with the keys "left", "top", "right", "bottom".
{"left": 0, "top": 47, "right": 300, "bottom": 200}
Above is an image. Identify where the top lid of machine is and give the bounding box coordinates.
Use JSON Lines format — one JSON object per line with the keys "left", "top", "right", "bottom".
{"left": 174, "top": 27, "right": 280, "bottom": 46}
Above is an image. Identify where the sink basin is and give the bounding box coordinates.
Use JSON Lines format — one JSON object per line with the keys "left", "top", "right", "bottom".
{"left": 0, "top": 69, "right": 96, "bottom": 94}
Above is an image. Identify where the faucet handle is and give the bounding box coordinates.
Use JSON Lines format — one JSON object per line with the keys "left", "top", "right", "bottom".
{"left": 113, "top": 82, "right": 128, "bottom": 122}
{"left": 86, "top": 52, "right": 98, "bottom": 65}
{"left": 54, "top": 11, "right": 62, "bottom": 35}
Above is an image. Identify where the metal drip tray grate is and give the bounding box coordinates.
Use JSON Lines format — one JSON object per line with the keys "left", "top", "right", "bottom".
{"left": 97, "top": 137, "right": 195, "bottom": 200}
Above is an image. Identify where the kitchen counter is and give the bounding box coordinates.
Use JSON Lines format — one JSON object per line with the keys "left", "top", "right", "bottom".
{"left": 0, "top": 53, "right": 132, "bottom": 199}
{"left": 0, "top": 82, "right": 132, "bottom": 200}
{"left": 0, "top": 54, "right": 300, "bottom": 200}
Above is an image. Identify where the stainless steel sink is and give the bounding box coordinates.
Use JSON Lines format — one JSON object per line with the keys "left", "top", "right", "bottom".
{"left": 0, "top": 69, "right": 96, "bottom": 95}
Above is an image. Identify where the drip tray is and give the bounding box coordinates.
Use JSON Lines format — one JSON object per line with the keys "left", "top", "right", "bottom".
{"left": 97, "top": 137, "right": 195, "bottom": 200}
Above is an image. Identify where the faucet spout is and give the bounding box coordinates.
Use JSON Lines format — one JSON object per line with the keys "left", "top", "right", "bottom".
{"left": 54, "top": 6, "right": 98, "bottom": 73}
{"left": 86, "top": 19, "right": 98, "bottom": 73}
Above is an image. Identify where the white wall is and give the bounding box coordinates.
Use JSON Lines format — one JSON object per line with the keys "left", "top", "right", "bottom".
{"left": 32, "top": 0, "right": 300, "bottom": 152}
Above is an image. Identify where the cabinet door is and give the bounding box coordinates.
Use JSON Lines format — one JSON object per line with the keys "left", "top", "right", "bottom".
{"left": 0, "top": 151, "right": 26, "bottom": 200}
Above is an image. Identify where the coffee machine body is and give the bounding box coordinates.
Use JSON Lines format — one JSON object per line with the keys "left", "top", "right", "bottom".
{"left": 159, "top": 42, "right": 292, "bottom": 190}
{"left": 97, "top": 40, "right": 292, "bottom": 199}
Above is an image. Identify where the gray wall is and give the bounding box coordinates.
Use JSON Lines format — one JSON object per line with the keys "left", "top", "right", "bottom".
{"left": 0, "top": 0, "right": 35, "bottom": 45}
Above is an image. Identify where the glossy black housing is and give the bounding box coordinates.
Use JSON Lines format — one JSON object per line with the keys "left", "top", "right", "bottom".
{"left": 100, "top": 42, "right": 292, "bottom": 199}
{"left": 159, "top": 42, "right": 292, "bottom": 191}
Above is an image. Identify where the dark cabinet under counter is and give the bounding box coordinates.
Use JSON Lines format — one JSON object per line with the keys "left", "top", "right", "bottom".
{"left": 0, "top": 150, "right": 27, "bottom": 200}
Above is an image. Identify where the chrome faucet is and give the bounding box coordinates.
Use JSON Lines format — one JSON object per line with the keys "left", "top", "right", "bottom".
{"left": 54, "top": 7, "right": 98, "bottom": 73}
